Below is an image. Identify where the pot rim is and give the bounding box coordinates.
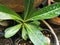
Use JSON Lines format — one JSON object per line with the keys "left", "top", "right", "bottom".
{"left": 42, "top": 29, "right": 59, "bottom": 45}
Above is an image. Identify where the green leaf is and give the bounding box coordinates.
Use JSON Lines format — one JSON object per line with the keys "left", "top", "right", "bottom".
{"left": 27, "top": 3, "right": 60, "bottom": 20}
{"left": 22, "top": 25, "right": 28, "bottom": 40}
{"left": 26, "top": 8, "right": 37, "bottom": 20}
{"left": 24, "top": 0, "right": 34, "bottom": 20}
{"left": 0, "top": 4, "right": 22, "bottom": 20}
{"left": 5, "top": 24, "right": 22, "bottom": 38}
{"left": 29, "top": 21, "right": 43, "bottom": 31}
{"left": 30, "top": 21, "right": 40, "bottom": 26}
{"left": 25, "top": 24, "right": 47, "bottom": 45}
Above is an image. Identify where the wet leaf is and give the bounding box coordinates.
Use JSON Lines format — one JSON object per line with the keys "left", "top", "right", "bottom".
{"left": 28, "top": 3, "right": 60, "bottom": 20}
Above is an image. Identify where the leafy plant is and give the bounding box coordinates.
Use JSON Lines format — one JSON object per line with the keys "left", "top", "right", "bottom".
{"left": 0, "top": 0, "right": 60, "bottom": 45}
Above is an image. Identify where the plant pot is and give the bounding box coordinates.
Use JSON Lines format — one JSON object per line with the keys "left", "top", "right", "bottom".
{"left": 0, "top": 0, "right": 44, "bottom": 12}
{"left": 0, "top": 38, "right": 13, "bottom": 45}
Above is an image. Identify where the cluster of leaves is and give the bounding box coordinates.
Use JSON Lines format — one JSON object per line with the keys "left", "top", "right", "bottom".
{"left": 0, "top": 0, "right": 60, "bottom": 45}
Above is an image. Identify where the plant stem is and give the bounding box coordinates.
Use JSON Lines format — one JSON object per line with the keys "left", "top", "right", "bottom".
{"left": 41, "top": 20, "right": 59, "bottom": 45}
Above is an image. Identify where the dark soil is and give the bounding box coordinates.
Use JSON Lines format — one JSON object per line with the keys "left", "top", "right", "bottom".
{"left": 0, "top": 38, "right": 13, "bottom": 45}
{"left": 14, "top": 38, "right": 33, "bottom": 45}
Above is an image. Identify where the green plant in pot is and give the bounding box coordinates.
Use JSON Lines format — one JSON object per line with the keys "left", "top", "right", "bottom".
{"left": 0, "top": 0, "right": 60, "bottom": 45}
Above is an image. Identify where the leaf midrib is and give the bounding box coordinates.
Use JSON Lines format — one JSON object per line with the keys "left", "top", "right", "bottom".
{"left": 28, "top": 6, "right": 60, "bottom": 20}
{"left": 24, "top": 0, "right": 30, "bottom": 19}
{"left": 25, "top": 24, "right": 44, "bottom": 45}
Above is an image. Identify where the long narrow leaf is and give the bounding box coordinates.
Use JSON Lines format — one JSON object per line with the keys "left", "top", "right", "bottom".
{"left": 22, "top": 25, "right": 28, "bottom": 40}
{"left": 27, "top": 3, "right": 60, "bottom": 20}
{"left": 26, "top": 8, "right": 37, "bottom": 19}
{"left": 24, "top": 0, "right": 34, "bottom": 20}
{"left": 5, "top": 24, "right": 22, "bottom": 38}
{"left": 0, "top": 4, "right": 22, "bottom": 20}
{"left": 25, "top": 24, "right": 47, "bottom": 45}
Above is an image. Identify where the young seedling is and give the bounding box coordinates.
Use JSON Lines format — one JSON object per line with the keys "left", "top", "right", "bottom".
{"left": 0, "top": 0, "right": 60, "bottom": 45}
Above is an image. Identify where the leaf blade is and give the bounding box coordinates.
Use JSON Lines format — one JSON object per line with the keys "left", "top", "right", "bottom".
{"left": 24, "top": 0, "right": 34, "bottom": 20}
{"left": 30, "top": 21, "right": 40, "bottom": 26}
{"left": 5, "top": 24, "right": 22, "bottom": 38}
{"left": 22, "top": 25, "right": 28, "bottom": 40}
{"left": 0, "top": 4, "right": 22, "bottom": 20}
{"left": 25, "top": 24, "right": 47, "bottom": 45}
{"left": 28, "top": 3, "right": 60, "bottom": 20}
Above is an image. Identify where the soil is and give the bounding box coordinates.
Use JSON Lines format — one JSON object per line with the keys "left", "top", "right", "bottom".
{"left": 42, "top": 30, "right": 55, "bottom": 45}
{"left": 0, "top": 38, "right": 13, "bottom": 45}
{"left": 14, "top": 38, "right": 33, "bottom": 45}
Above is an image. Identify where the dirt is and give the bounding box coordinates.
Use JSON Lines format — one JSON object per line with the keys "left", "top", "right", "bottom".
{"left": 0, "top": 38, "right": 13, "bottom": 45}
{"left": 15, "top": 38, "right": 33, "bottom": 45}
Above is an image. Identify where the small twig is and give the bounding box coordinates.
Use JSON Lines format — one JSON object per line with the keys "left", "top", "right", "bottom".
{"left": 42, "top": 20, "right": 59, "bottom": 45}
